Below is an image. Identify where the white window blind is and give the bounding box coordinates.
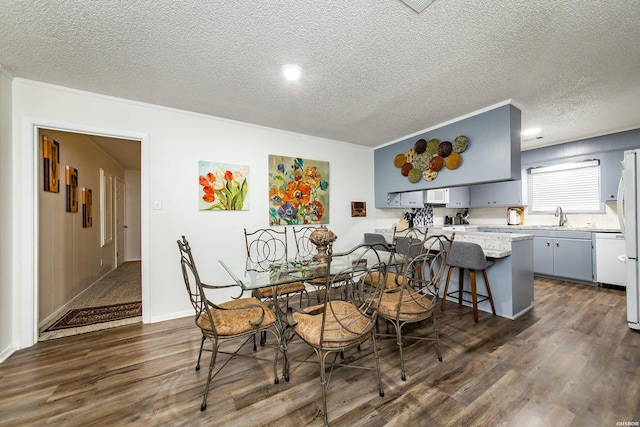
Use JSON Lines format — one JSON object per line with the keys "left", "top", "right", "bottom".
{"left": 529, "top": 160, "right": 601, "bottom": 212}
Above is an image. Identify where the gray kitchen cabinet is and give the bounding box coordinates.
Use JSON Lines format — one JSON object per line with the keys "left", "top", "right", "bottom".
{"left": 401, "top": 191, "right": 424, "bottom": 207}
{"left": 533, "top": 237, "right": 554, "bottom": 276}
{"left": 387, "top": 192, "right": 402, "bottom": 207}
{"left": 446, "top": 186, "right": 470, "bottom": 208}
{"left": 470, "top": 180, "right": 522, "bottom": 207}
{"left": 532, "top": 233, "right": 594, "bottom": 282}
{"left": 374, "top": 104, "right": 522, "bottom": 208}
{"left": 601, "top": 150, "right": 624, "bottom": 202}
{"left": 386, "top": 191, "right": 424, "bottom": 208}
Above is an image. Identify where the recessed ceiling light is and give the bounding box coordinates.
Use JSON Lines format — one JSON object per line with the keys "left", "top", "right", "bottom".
{"left": 282, "top": 64, "right": 301, "bottom": 81}
{"left": 522, "top": 127, "right": 541, "bottom": 136}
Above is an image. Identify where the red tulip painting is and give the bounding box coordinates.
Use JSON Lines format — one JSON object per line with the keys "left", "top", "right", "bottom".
{"left": 199, "top": 161, "right": 249, "bottom": 211}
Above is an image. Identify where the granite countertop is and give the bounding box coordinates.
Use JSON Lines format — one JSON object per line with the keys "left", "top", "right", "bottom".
{"left": 374, "top": 224, "right": 621, "bottom": 259}
{"left": 375, "top": 227, "right": 530, "bottom": 258}
{"left": 468, "top": 224, "right": 621, "bottom": 233}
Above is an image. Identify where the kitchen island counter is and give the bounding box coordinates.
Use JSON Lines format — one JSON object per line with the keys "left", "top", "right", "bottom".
{"left": 375, "top": 227, "right": 532, "bottom": 258}
{"left": 375, "top": 227, "right": 534, "bottom": 320}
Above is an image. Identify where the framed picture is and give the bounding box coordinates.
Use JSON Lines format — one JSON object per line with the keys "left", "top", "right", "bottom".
{"left": 198, "top": 161, "right": 249, "bottom": 210}
{"left": 43, "top": 136, "right": 60, "bottom": 192}
{"left": 82, "top": 188, "right": 92, "bottom": 227}
{"left": 268, "top": 155, "right": 329, "bottom": 225}
{"left": 351, "top": 201, "right": 366, "bottom": 217}
{"left": 66, "top": 166, "right": 78, "bottom": 213}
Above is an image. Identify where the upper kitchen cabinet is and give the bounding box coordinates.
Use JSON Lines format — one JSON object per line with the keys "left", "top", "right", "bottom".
{"left": 447, "top": 186, "right": 470, "bottom": 208}
{"left": 387, "top": 190, "right": 425, "bottom": 208}
{"left": 601, "top": 150, "right": 624, "bottom": 202}
{"left": 470, "top": 180, "right": 523, "bottom": 207}
{"left": 374, "top": 103, "right": 522, "bottom": 208}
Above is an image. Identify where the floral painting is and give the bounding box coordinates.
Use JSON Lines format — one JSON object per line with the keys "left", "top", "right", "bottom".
{"left": 199, "top": 161, "right": 249, "bottom": 210}
{"left": 268, "top": 155, "right": 329, "bottom": 225}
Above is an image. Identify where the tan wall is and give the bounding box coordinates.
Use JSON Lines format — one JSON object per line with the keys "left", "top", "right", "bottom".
{"left": 38, "top": 129, "right": 124, "bottom": 325}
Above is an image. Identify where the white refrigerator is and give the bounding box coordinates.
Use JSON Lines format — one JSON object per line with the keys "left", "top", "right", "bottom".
{"left": 618, "top": 149, "right": 640, "bottom": 330}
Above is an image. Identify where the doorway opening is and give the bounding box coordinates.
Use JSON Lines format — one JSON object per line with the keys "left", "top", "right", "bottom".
{"left": 36, "top": 128, "right": 142, "bottom": 340}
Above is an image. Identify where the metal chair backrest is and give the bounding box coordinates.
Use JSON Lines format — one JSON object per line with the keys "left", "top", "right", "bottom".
{"left": 177, "top": 235, "right": 203, "bottom": 313}
{"left": 390, "top": 226, "right": 428, "bottom": 263}
{"left": 319, "top": 243, "right": 388, "bottom": 348}
{"left": 364, "top": 233, "right": 391, "bottom": 252}
{"left": 244, "top": 227, "right": 290, "bottom": 271}
{"left": 177, "top": 236, "right": 217, "bottom": 336}
{"left": 414, "top": 233, "right": 455, "bottom": 296}
{"left": 292, "top": 225, "right": 318, "bottom": 260}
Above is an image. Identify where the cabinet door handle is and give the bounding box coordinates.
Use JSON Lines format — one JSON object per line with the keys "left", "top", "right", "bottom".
{"left": 556, "top": 242, "right": 560, "bottom": 247}
{"left": 546, "top": 241, "right": 550, "bottom": 247}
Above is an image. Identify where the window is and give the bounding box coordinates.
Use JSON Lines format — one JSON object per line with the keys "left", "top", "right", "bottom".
{"left": 528, "top": 159, "right": 601, "bottom": 213}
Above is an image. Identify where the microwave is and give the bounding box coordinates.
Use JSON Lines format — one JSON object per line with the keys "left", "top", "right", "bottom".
{"left": 426, "top": 188, "right": 449, "bottom": 205}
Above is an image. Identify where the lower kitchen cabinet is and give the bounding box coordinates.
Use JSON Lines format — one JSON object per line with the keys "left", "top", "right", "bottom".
{"left": 533, "top": 235, "right": 594, "bottom": 282}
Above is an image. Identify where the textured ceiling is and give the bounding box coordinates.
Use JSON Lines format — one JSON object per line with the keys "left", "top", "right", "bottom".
{"left": 2, "top": 0, "right": 639, "bottom": 153}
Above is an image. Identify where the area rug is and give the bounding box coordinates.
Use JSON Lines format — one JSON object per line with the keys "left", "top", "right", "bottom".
{"left": 44, "top": 301, "right": 142, "bottom": 332}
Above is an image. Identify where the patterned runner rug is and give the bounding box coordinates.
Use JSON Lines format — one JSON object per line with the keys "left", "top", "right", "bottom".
{"left": 44, "top": 301, "right": 142, "bottom": 332}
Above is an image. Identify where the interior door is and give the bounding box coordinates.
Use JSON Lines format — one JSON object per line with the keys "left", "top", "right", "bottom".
{"left": 115, "top": 176, "right": 126, "bottom": 267}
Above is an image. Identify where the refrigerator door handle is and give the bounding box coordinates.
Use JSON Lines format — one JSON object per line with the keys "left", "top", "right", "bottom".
{"left": 618, "top": 174, "right": 626, "bottom": 236}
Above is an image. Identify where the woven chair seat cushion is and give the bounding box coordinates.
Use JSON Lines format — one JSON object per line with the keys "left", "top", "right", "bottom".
{"left": 292, "top": 300, "right": 372, "bottom": 348}
{"left": 199, "top": 297, "right": 276, "bottom": 336}
{"left": 378, "top": 289, "right": 435, "bottom": 321}
{"left": 361, "top": 270, "right": 401, "bottom": 289}
{"left": 256, "top": 281, "right": 306, "bottom": 298}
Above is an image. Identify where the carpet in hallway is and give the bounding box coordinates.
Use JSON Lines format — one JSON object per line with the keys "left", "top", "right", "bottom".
{"left": 44, "top": 301, "right": 142, "bottom": 332}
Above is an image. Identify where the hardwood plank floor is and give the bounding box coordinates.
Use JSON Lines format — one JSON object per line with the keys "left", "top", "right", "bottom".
{"left": 2, "top": 277, "right": 639, "bottom": 426}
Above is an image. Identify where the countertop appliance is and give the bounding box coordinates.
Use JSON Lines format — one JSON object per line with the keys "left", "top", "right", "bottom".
{"left": 618, "top": 150, "right": 640, "bottom": 330}
{"left": 426, "top": 188, "right": 449, "bottom": 205}
{"left": 595, "top": 233, "right": 626, "bottom": 287}
{"left": 507, "top": 207, "right": 524, "bottom": 225}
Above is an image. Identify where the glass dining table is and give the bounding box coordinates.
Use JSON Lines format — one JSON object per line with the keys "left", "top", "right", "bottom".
{"left": 218, "top": 243, "right": 403, "bottom": 381}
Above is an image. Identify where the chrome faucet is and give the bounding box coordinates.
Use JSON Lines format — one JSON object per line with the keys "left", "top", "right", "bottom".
{"left": 555, "top": 206, "right": 568, "bottom": 226}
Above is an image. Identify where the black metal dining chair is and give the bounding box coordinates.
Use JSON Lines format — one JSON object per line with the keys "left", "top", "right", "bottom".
{"left": 244, "top": 227, "right": 309, "bottom": 307}
{"left": 286, "top": 242, "right": 387, "bottom": 426}
{"left": 177, "top": 236, "right": 281, "bottom": 411}
{"left": 377, "top": 233, "right": 455, "bottom": 381}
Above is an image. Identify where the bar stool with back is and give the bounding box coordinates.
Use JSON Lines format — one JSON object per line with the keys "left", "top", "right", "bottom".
{"left": 440, "top": 241, "right": 496, "bottom": 323}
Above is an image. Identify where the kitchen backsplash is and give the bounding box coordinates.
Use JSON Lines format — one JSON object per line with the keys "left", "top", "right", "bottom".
{"left": 374, "top": 202, "right": 621, "bottom": 230}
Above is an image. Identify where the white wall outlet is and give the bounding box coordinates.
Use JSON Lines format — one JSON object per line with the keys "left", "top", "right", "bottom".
{"left": 154, "top": 200, "right": 162, "bottom": 210}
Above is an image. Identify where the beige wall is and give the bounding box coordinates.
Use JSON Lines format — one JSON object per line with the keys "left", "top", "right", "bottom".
{"left": 38, "top": 129, "right": 124, "bottom": 325}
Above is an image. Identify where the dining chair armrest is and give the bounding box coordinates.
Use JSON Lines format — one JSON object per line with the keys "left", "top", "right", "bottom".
{"left": 286, "top": 307, "right": 299, "bottom": 327}
{"left": 201, "top": 282, "right": 238, "bottom": 289}
{"left": 202, "top": 282, "right": 244, "bottom": 299}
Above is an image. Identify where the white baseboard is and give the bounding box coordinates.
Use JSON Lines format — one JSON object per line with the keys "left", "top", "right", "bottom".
{"left": 149, "top": 309, "right": 192, "bottom": 324}
{"left": 0, "top": 344, "right": 17, "bottom": 363}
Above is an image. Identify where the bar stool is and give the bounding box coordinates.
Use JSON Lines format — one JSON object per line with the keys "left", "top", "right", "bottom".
{"left": 440, "top": 241, "right": 496, "bottom": 323}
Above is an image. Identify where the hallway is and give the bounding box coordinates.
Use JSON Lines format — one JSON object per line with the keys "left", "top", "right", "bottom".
{"left": 39, "top": 261, "right": 142, "bottom": 340}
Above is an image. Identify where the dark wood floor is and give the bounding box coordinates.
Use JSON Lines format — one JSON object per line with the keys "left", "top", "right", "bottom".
{"left": 2, "top": 277, "right": 639, "bottom": 426}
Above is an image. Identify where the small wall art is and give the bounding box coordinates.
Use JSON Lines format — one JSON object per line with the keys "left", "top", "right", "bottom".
{"left": 268, "top": 155, "right": 329, "bottom": 225}
{"left": 82, "top": 188, "right": 92, "bottom": 227}
{"left": 198, "top": 161, "right": 249, "bottom": 210}
{"left": 66, "top": 166, "right": 78, "bottom": 213}
{"left": 43, "top": 136, "right": 60, "bottom": 192}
